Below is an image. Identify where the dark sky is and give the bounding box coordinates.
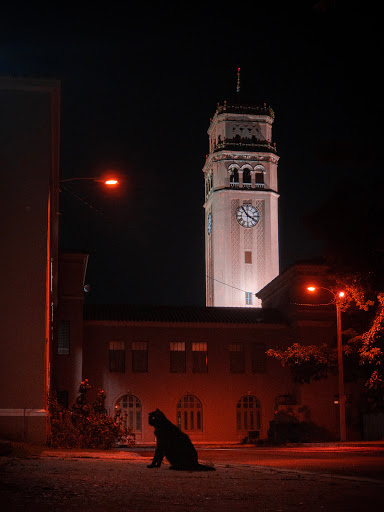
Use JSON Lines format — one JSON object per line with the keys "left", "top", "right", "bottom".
{"left": 1, "top": 1, "right": 382, "bottom": 306}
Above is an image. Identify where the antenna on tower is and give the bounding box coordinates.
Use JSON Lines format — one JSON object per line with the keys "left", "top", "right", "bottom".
{"left": 236, "top": 67, "right": 241, "bottom": 94}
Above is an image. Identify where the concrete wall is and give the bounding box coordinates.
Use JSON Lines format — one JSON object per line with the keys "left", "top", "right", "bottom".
{"left": 0, "top": 77, "right": 60, "bottom": 443}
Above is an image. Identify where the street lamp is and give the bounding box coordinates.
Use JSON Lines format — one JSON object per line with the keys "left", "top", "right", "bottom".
{"left": 59, "top": 175, "right": 120, "bottom": 214}
{"left": 307, "top": 285, "right": 346, "bottom": 442}
{"left": 60, "top": 177, "right": 119, "bottom": 186}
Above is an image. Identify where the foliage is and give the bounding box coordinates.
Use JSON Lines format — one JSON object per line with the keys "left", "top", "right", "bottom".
{"left": 48, "top": 380, "right": 134, "bottom": 449}
{"left": 267, "top": 343, "right": 337, "bottom": 384}
{"left": 331, "top": 273, "right": 375, "bottom": 312}
{"left": 345, "top": 293, "right": 384, "bottom": 393}
{"left": 267, "top": 277, "right": 384, "bottom": 410}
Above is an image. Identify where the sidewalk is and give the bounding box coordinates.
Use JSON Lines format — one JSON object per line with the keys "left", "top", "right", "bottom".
{"left": 2, "top": 439, "right": 384, "bottom": 460}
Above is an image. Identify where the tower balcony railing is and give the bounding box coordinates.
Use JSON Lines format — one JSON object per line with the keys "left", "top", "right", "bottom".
{"left": 213, "top": 138, "right": 277, "bottom": 155}
{"left": 229, "top": 182, "right": 265, "bottom": 190}
{"left": 215, "top": 102, "right": 275, "bottom": 119}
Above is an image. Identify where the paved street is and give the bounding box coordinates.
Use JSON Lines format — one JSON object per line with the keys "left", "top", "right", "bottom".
{"left": 1, "top": 444, "right": 384, "bottom": 511}
{"left": 185, "top": 444, "right": 384, "bottom": 481}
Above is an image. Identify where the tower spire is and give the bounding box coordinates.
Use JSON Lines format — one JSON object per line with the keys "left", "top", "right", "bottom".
{"left": 236, "top": 67, "right": 241, "bottom": 94}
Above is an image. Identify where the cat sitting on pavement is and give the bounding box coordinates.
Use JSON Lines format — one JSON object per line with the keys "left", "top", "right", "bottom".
{"left": 147, "top": 409, "right": 215, "bottom": 471}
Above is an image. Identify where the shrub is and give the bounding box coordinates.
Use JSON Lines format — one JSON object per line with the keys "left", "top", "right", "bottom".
{"left": 47, "top": 380, "right": 135, "bottom": 449}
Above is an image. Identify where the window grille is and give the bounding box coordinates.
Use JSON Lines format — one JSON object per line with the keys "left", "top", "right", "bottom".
{"left": 57, "top": 320, "right": 70, "bottom": 355}
{"left": 109, "top": 341, "right": 125, "bottom": 372}
{"left": 170, "top": 342, "right": 186, "bottom": 373}
{"left": 177, "top": 395, "right": 202, "bottom": 431}
{"left": 116, "top": 394, "right": 142, "bottom": 432}
{"left": 192, "top": 342, "right": 207, "bottom": 373}
{"left": 236, "top": 395, "right": 261, "bottom": 431}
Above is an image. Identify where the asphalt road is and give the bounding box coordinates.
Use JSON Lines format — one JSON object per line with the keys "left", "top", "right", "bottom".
{"left": 1, "top": 444, "right": 384, "bottom": 511}
{"left": 193, "top": 445, "right": 384, "bottom": 481}
{"left": 128, "top": 444, "right": 384, "bottom": 481}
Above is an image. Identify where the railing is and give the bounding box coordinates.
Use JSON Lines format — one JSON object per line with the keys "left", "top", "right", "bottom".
{"left": 213, "top": 139, "right": 277, "bottom": 154}
{"left": 215, "top": 102, "right": 275, "bottom": 119}
{"left": 229, "top": 182, "right": 265, "bottom": 190}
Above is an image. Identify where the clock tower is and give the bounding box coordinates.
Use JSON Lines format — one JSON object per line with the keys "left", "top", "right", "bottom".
{"left": 203, "top": 100, "right": 279, "bottom": 307}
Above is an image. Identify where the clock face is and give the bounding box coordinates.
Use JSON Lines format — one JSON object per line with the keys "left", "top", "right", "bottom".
{"left": 207, "top": 212, "right": 212, "bottom": 235}
{"left": 236, "top": 204, "right": 259, "bottom": 228}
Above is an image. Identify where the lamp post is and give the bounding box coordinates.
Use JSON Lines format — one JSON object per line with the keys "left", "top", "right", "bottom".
{"left": 307, "top": 285, "right": 346, "bottom": 442}
{"left": 59, "top": 176, "right": 120, "bottom": 213}
{"left": 60, "top": 177, "right": 119, "bottom": 185}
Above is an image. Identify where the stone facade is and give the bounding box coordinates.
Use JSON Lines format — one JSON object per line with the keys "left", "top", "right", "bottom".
{"left": 203, "top": 103, "right": 279, "bottom": 307}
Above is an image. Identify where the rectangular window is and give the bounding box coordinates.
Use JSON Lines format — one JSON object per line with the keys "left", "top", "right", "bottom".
{"left": 245, "top": 292, "right": 253, "bottom": 305}
{"left": 132, "top": 341, "right": 148, "bottom": 372}
{"left": 109, "top": 341, "right": 125, "bottom": 372}
{"left": 229, "top": 342, "right": 245, "bottom": 373}
{"left": 192, "top": 342, "right": 208, "bottom": 373}
{"left": 170, "top": 342, "right": 186, "bottom": 373}
{"left": 244, "top": 251, "right": 252, "bottom": 264}
{"left": 57, "top": 320, "right": 70, "bottom": 355}
{"left": 252, "top": 343, "right": 266, "bottom": 373}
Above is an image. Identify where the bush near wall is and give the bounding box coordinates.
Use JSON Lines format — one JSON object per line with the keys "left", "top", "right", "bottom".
{"left": 48, "top": 380, "right": 134, "bottom": 449}
{"left": 267, "top": 411, "right": 334, "bottom": 444}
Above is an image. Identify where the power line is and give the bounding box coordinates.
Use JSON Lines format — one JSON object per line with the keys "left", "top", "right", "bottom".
{"left": 205, "top": 274, "right": 256, "bottom": 296}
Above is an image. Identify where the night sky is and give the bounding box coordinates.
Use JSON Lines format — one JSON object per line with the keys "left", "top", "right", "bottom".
{"left": 1, "top": 1, "right": 381, "bottom": 306}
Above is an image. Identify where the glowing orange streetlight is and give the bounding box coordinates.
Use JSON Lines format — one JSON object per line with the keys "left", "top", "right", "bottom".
{"left": 60, "top": 177, "right": 119, "bottom": 186}
{"left": 59, "top": 175, "right": 120, "bottom": 215}
{"left": 307, "top": 285, "right": 346, "bottom": 441}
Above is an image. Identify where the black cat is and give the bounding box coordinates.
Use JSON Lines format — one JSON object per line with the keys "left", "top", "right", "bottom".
{"left": 147, "top": 409, "right": 215, "bottom": 471}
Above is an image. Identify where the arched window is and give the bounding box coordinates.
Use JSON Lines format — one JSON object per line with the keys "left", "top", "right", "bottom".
{"left": 242, "top": 168, "right": 251, "bottom": 188}
{"left": 177, "top": 395, "right": 202, "bottom": 432}
{"left": 236, "top": 395, "right": 261, "bottom": 432}
{"left": 230, "top": 168, "right": 239, "bottom": 187}
{"left": 115, "top": 394, "right": 142, "bottom": 432}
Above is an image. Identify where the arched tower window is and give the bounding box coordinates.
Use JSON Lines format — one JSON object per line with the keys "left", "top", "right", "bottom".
{"left": 115, "top": 394, "right": 142, "bottom": 433}
{"left": 236, "top": 395, "right": 261, "bottom": 432}
{"left": 229, "top": 168, "right": 239, "bottom": 188}
{"left": 177, "top": 394, "right": 202, "bottom": 432}
{"left": 242, "top": 168, "right": 251, "bottom": 188}
{"left": 254, "top": 164, "right": 266, "bottom": 189}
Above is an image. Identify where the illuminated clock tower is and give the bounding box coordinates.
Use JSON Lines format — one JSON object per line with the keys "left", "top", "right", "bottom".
{"left": 203, "top": 99, "right": 279, "bottom": 307}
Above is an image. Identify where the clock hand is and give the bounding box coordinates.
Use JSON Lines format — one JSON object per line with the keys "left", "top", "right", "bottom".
{"left": 241, "top": 206, "right": 252, "bottom": 219}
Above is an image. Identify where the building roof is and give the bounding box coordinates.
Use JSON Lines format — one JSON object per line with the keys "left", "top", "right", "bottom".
{"left": 83, "top": 304, "right": 284, "bottom": 325}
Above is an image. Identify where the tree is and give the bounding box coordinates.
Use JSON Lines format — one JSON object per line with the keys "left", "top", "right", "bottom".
{"left": 267, "top": 279, "right": 384, "bottom": 410}
{"left": 267, "top": 343, "right": 337, "bottom": 384}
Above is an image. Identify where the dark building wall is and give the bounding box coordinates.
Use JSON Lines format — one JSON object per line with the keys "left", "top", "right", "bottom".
{"left": 0, "top": 77, "right": 60, "bottom": 443}
{"left": 53, "top": 253, "right": 89, "bottom": 407}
